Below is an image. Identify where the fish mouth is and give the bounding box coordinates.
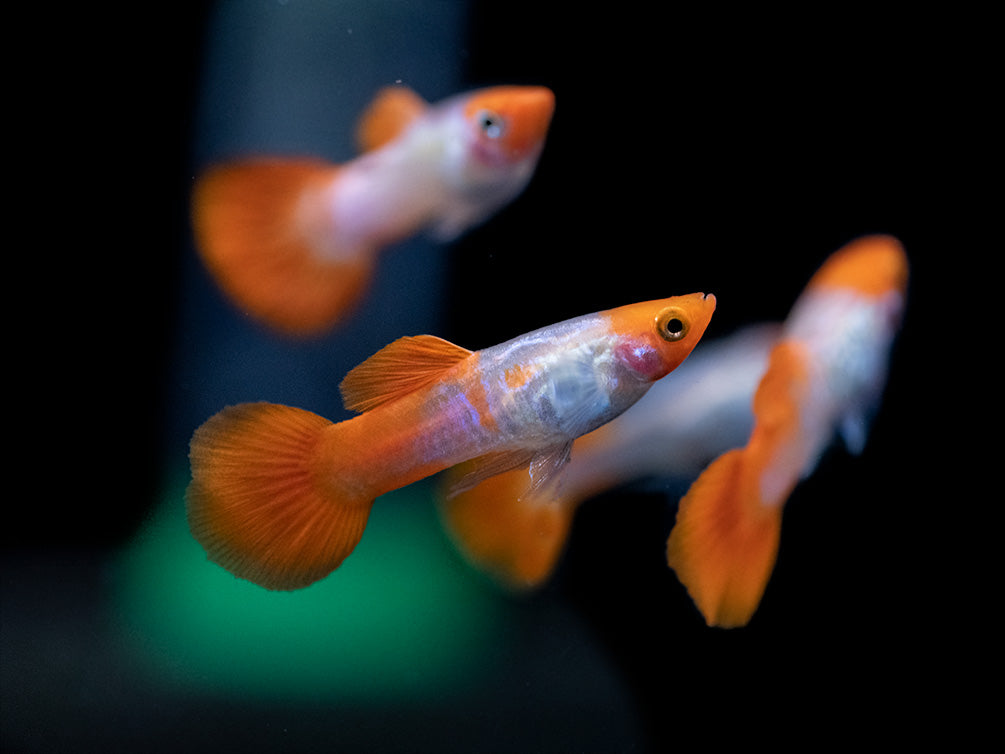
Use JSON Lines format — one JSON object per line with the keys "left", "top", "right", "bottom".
{"left": 506, "top": 87, "right": 555, "bottom": 154}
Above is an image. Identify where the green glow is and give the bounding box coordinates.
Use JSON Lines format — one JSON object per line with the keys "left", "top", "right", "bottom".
{"left": 113, "top": 469, "right": 511, "bottom": 702}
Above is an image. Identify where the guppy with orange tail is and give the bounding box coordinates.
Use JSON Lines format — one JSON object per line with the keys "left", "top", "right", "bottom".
{"left": 192, "top": 85, "right": 555, "bottom": 336}
{"left": 667, "top": 236, "right": 908, "bottom": 628}
{"left": 187, "top": 293, "right": 716, "bottom": 590}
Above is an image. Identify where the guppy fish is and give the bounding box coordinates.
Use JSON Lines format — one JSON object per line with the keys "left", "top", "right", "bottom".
{"left": 192, "top": 84, "right": 555, "bottom": 336}
{"left": 187, "top": 293, "right": 716, "bottom": 590}
{"left": 438, "top": 323, "right": 780, "bottom": 591}
{"left": 667, "top": 235, "right": 908, "bottom": 627}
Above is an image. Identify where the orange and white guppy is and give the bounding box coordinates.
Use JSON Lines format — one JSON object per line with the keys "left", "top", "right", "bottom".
{"left": 192, "top": 85, "right": 555, "bottom": 336}
{"left": 187, "top": 293, "right": 716, "bottom": 590}
{"left": 667, "top": 235, "right": 908, "bottom": 627}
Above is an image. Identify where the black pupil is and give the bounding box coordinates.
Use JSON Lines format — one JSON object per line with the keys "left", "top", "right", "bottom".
{"left": 665, "top": 318, "right": 684, "bottom": 335}
{"left": 480, "top": 112, "right": 502, "bottom": 137}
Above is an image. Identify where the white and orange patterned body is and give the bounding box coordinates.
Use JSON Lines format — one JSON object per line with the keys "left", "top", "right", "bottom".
{"left": 187, "top": 294, "right": 716, "bottom": 590}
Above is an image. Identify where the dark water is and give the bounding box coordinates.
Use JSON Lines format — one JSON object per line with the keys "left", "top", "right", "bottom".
{"left": 5, "top": 2, "right": 985, "bottom": 751}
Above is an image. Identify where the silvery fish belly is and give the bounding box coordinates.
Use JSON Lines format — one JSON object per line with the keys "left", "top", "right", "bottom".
{"left": 480, "top": 313, "right": 656, "bottom": 447}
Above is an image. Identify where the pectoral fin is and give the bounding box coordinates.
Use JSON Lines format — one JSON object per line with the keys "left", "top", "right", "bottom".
{"left": 527, "top": 442, "right": 573, "bottom": 497}
{"left": 444, "top": 449, "right": 536, "bottom": 499}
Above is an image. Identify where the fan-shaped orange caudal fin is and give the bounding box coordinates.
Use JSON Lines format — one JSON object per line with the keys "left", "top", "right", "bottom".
{"left": 186, "top": 402, "right": 374, "bottom": 590}
{"left": 666, "top": 341, "right": 810, "bottom": 627}
{"left": 665, "top": 449, "right": 783, "bottom": 628}
{"left": 192, "top": 158, "right": 374, "bottom": 336}
{"left": 439, "top": 463, "right": 576, "bottom": 591}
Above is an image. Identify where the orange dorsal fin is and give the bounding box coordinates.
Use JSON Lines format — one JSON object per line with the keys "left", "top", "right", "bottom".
{"left": 666, "top": 341, "right": 810, "bottom": 628}
{"left": 186, "top": 402, "right": 376, "bottom": 590}
{"left": 355, "top": 85, "right": 428, "bottom": 153}
{"left": 439, "top": 464, "right": 576, "bottom": 590}
{"left": 339, "top": 335, "right": 472, "bottom": 413}
{"left": 745, "top": 341, "right": 811, "bottom": 504}
{"left": 192, "top": 158, "right": 376, "bottom": 336}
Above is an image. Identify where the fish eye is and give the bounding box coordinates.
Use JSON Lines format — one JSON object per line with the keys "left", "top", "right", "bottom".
{"left": 475, "top": 109, "right": 505, "bottom": 139}
{"left": 656, "top": 307, "right": 689, "bottom": 342}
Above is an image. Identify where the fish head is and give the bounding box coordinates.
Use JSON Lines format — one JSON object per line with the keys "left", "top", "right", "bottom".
{"left": 796, "top": 234, "right": 910, "bottom": 338}
{"left": 463, "top": 86, "right": 555, "bottom": 168}
{"left": 606, "top": 293, "right": 718, "bottom": 382}
{"left": 806, "top": 234, "right": 909, "bottom": 300}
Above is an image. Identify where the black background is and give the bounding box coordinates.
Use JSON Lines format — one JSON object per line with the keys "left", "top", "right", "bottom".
{"left": 5, "top": 2, "right": 986, "bottom": 751}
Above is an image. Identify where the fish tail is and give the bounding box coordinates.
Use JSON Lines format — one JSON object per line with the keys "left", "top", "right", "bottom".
{"left": 192, "top": 159, "right": 374, "bottom": 336}
{"left": 439, "top": 466, "right": 576, "bottom": 591}
{"left": 667, "top": 341, "right": 809, "bottom": 627}
{"left": 665, "top": 449, "right": 782, "bottom": 628}
{"left": 186, "top": 402, "right": 375, "bottom": 590}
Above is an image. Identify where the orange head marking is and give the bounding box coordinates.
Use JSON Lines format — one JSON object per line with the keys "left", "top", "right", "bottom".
{"left": 464, "top": 86, "right": 555, "bottom": 166}
{"left": 608, "top": 293, "right": 717, "bottom": 381}
{"left": 807, "top": 235, "right": 909, "bottom": 298}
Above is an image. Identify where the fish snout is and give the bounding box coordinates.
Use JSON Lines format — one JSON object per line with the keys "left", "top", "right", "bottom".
{"left": 503, "top": 86, "right": 555, "bottom": 158}
{"left": 467, "top": 86, "right": 556, "bottom": 164}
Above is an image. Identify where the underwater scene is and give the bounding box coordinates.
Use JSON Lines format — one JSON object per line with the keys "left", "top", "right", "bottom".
{"left": 4, "top": 2, "right": 982, "bottom": 752}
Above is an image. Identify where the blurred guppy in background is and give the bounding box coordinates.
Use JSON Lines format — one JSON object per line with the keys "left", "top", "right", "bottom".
{"left": 192, "top": 84, "right": 555, "bottom": 336}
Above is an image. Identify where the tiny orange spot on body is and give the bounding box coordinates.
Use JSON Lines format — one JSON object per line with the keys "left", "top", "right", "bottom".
{"left": 504, "top": 363, "right": 535, "bottom": 390}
